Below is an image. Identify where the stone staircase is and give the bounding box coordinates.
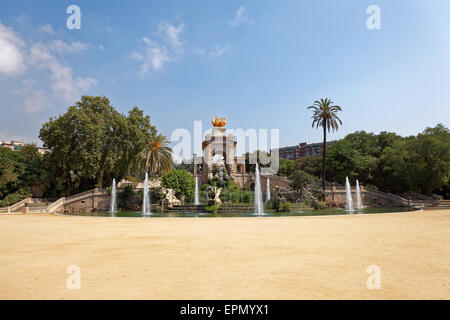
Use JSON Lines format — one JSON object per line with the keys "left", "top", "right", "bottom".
{"left": 435, "top": 199, "right": 450, "bottom": 210}
{"left": 1, "top": 189, "right": 108, "bottom": 214}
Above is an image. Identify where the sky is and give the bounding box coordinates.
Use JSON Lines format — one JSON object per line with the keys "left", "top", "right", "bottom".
{"left": 1, "top": 0, "right": 450, "bottom": 150}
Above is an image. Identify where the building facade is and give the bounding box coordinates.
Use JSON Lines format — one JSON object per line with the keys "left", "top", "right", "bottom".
{"left": 0, "top": 140, "right": 48, "bottom": 154}
{"left": 275, "top": 141, "right": 335, "bottom": 161}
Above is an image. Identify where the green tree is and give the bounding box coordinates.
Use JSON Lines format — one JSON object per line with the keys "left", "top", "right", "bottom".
{"left": 161, "top": 169, "right": 195, "bottom": 201}
{"left": 289, "top": 170, "right": 316, "bottom": 191}
{"left": 406, "top": 125, "right": 450, "bottom": 194}
{"left": 278, "top": 158, "right": 294, "bottom": 177}
{"left": 20, "top": 144, "right": 38, "bottom": 162}
{"left": 115, "top": 107, "right": 156, "bottom": 179}
{"left": 140, "top": 133, "right": 173, "bottom": 177}
{"left": 296, "top": 155, "right": 322, "bottom": 178}
{"left": 0, "top": 148, "right": 26, "bottom": 200}
{"left": 308, "top": 98, "right": 343, "bottom": 198}
{"left": 245, "top": 150, "right": 271, "bottom": 172}
{"left": 39, "top": 96, "right": 155, "bottom": 191}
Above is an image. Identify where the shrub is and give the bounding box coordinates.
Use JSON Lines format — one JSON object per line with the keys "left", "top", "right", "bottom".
{"left": 226, "top": 179, "right": 240, "bottom": 191}
{"left": 161, "top": 169, "right": 195, "bottom": 202}
{"left": 278, "top": 202, "right": 292, "bottom": 212}
{"left": 205, "top": 204, "right": 221, "bottom": 213}
{"left": 312, "top": 188, "right": 326, "bottom": 200}
{"left": 150, "top": 186, "right": 164, "bottom": 204}
{"left": 0, "top": 189, "right": 31, "bottom": 207}
{"left": 266, "top": 197, "right": 280, "bottom": 210}
{"left": 124, "top": 176, "right": 138, "bottom": 182}
{"left": 117, "top": 185, "right": 134, "bottom": 210}
{"left": 431, "top": 193, "right": 444, "bottom": 200}
{"left": 289, "top": 170, "right": 316, "bottom": 191}
{"left": 312, "top": 200, "right": 325, "bottom": 210}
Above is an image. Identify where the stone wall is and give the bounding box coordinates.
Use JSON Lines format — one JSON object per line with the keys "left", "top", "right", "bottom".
{"left": 325, "top": 186, "right": 407, "bottom": 207}
{"left": 59, "top": 189, "right": 110, "bottom": 213}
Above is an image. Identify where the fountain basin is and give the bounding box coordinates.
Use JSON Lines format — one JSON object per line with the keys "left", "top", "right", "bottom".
{"left": 62, "top": 207, "right": 418, "bottom": 218}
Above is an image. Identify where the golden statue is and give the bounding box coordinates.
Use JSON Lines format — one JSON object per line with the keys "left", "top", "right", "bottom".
{"left": 212, "top": 117, "right": 227, "bottom": 127}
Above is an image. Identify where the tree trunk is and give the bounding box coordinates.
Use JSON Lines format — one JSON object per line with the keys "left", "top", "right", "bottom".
{"left": 322, "top": 123, "right": 327, "bottom": 201}
{"left": 97, "top": 167, "right": 104, "bottom": 189}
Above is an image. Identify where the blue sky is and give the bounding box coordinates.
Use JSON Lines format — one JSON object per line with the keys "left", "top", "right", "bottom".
{"left": 1, "top": 0, "right": 449, "bottom": 149}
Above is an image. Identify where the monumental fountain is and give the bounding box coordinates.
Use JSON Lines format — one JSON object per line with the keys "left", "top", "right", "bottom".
{"left": 254, "top": 164, "right": 264, "bottom": 216}
{"left": 142, "top": 173, "right": 151, "bottom": 216}
{"left": 194, "top": 176, "right": 200, "bottom": 205}
{"left": 110, "top": 178, "right": 117, "bottom": 216}
{"left": 345, "top": 176, "right": 354, "bottom": 212}
{"left": 355, "top": 179, "right": 363, "bottom": 210}
{"left": 266, "top": 178, "right": 271, "bottom": 203}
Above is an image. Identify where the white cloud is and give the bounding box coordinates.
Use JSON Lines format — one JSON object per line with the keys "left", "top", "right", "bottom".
{"left": 132, "top": 38, "right": 171, "bottom": 74}
{"left": 211, "top": 44, "right": 232, "bottom": 56}
{"left": 157, "top": 22, "right": 185, "bottom": 51}
{"left": 49, "top": 40, "right": 88, "bottom": 54}
{"left": 29, "top": 43, "right": 96, "bottom": 102}
{"left": 39, "top": 24, "right": 55, "bottom": 35}
{"left": 132, "top": 21, "right": 186, "bottom": 75}
{"left": 0, "top": 21, "right": 26, "bottom": 74}
{"left": 229, "top": 6, "right": 253, "bottom": 27}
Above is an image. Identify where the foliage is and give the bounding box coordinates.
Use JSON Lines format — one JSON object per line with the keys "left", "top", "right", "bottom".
{"left": 289, "top": 170, "right": 316, "bottom": 191}
{"left": 296, "top": 155, "right": 322, "bottom": 177}
{"left": 245, "top": 150, "right": 272, "bottom": 172}
{"left": 225, "top": 179, "right": 240, "bottom": 191}
{"left": 278, "top": 202, "right": 292, "bottom": 212}
{"left": 0, "top": 147, "right": 26, "bottom": 200}
{"left": 308, "top": 98, "right": 343, "bottom": 198}
{"left": 161, "top": 169, "right": 195, "bottom": 201}
{"left": 0, "top": 188, "right": 31, "bottom": 207}
{"left": 39, "top": 96, "right": 156, "bottom": 190}
{"left": 150, "top": 186, "right": 164, "bottom": 204}
{"left": 173, "top": 161, "right": 194, "bottom": 173}
{"left": 117, "top": 185, "right": 134, "bottom": 210}
{"left": 312, "top": 200, "right": 325, "bottom": 210}
{"left": 205, "top": 204, "right": 221, "bottom": 213}
{"left": 266, "top": 197, "right": 280, "bottom": 210}
{"left": 278, "top": 158, "right": 294, "bottom": 177}
{"left": 325, "top": 124, "right": 450, "bottom": 196}
{"left": 139, "top": 133, "right": 173, "bottom": 177}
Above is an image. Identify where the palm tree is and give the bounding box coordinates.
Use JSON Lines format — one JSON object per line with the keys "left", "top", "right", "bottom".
{"left": 308, "top": 98, "right": 342, "bottom": 199}
{"left": 140, "top": 133, "right": 173, "bottom": 176}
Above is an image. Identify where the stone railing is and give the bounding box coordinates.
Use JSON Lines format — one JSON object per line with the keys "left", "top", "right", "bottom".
{"left": 46, "top": 188, "right": 109, "bottom": 213}
{"left": 1, "top": 189, "right": 109, "bottom": 214}
{"left": 325, "top": 186, "right": 409, "bottom": 207}
{"left": 7, "top": 198, "right": 33, "bottom": 213}
{"left": 363, "top": 188, "right": 408, "bottom": 205}
{"left": 46, "top": 197, "right": 66, "bottom": 213}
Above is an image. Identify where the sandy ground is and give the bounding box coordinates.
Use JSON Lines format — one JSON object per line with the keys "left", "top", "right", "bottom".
{"left": 0, "top": 210, "right": 449, "bottom": 300}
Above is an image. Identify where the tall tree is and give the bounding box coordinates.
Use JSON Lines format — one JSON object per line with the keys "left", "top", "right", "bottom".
{"left": 40, "top": 96, "right": 155, "bottom": 191}
{"left": 308, "top": 98, "right": 342, "bottom": 199}
{"left": 140, "top": 133, "right": 173, "bottom": 176}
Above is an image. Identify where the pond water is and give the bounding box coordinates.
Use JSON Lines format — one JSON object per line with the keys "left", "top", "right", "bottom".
{"left": 62, "top": 207, "right": 417, "bottom": 218}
